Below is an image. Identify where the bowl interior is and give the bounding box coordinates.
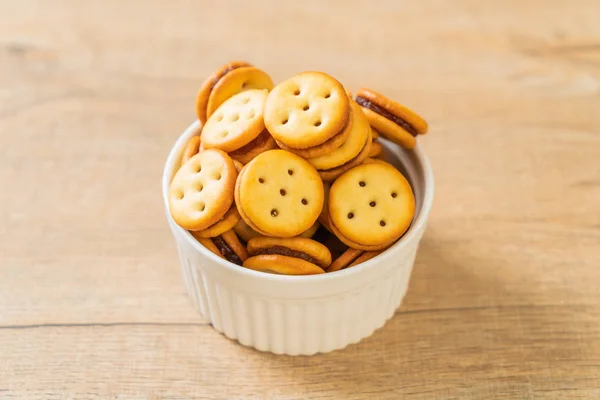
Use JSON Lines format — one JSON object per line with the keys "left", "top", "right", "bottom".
{"left": 162, "top": 121, "right": 434, "bottom": 281}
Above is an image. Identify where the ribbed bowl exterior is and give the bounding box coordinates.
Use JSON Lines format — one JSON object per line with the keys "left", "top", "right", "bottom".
{"left": 163, "top": 121, "right": 433, "bottom": 355}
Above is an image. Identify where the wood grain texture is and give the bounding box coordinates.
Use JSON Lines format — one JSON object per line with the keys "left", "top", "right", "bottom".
{"left": 1, "top": 0, "right": 600, "bottom": 398}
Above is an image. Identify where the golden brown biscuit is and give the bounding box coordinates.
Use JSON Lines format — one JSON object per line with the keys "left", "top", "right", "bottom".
{"left": 229, "top": 130, "right": 277, "bottom": 165}
{"left": 206, "top": 67, "right": 274, "bottom": 120}
{"left": 221, "top": 229, "right": 249, "bottom": 262}
{"left": 195, "top": 237, "right": 225, "bottom": 259}
{"left": 202, "top": 89, "right": 269, "bottom": 152}
{"left": 243, "top": 255, "right": 325, "bottom": 275}
{"left": 196, "top": 61, "right": 251, "bottom": 124}
{"left": 234, "top": 163, "right": 275, "bottom": 237}
{"left": 328, "top": 162, "right": 415, "bottom": 249}
{"left": 356, "top": 88, "right": 428, "bottom": 149}
{"left": 181, "top": 135, "right": 201, "bottom": 165}
{"left": 247, "top": 236, "right": 332, "bottom": 268}
{"left": 299, "top": 220, "right": 320, "bottom": 238}
{"left": 327, "top": 214, "right": 398, "bottom": 251}
{"left": 326, "top": 248, "right": 363, "bottom": 272}
{"left": 308, "top": 100, "right": 371, "bottom": 171}
{"left": 208, "top": 230, "right": 247, "bottom": 265}
{"left": 233, "top": 218, "right": 261, "bottom": 243}
{"left": 348, "top": 249, "right": 385, "bottom": 268}
{"left": 235, "top": 150, "right": 324, "bottom": 237}
{"left": 318, "top": 182, "right": 331, "bottom": 229}
{"left": 169, "top": 149, "right": 237, "bottom": 231}
{"left": 191, "top": 204, "right": 241, "bottom": 238}
{"left": 368, "top": 140, "right": 383, "bottom": 158}
{"left": 274, "top": 117, "right": 352, "bottom": 159}
{"left": 317, "top": 134, "right": 372, "bottom": 182}
{"left": 264, "top": 71, "right": 349, "bottom": 149}
{"left": 233, "top": 159, "right": 244, "bottom": 172}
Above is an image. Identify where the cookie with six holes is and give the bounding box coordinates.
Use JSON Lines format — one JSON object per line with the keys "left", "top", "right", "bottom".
{"left": 355, "top": 88, "right": 428, "bottom": 149}
{"left": 264, "top": 71, "right": 350, "bottom": 150}
{"left": 235, "top": 149, "right": 324, "bottom": 237}
{"left": 202, "top": 89, "right": 269, "bottom": 152}
{"left": 328, "top": 162, "right": 415, "bottom": 250}
{"left": 169, "top": 149, "right": 237, "bottom": 231}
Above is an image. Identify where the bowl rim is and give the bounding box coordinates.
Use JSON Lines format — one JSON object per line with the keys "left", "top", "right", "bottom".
{"left": 162, "top": 120, "right": 434, "bottom": 282}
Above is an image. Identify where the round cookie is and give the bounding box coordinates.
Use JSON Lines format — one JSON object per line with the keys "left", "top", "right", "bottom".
{"left": 229, "top": 130, "right": 277, "bottom": 165}
{"left": 181, "top": 135, "right": 201, "bottom": 165}
{"left": 234, "top": 163, "right": 275, "bottom": 237}
{"left": 318, "top": 134, "right": 372, "bottom": 182}
{"left": 264, "top": 71, "right": 349, "bottom": 149}
{"left": 318, "top": 183, "right": 331, "bottom": 229}
{"left": 247, "top": 236, "right": 332, "bottom": 268}
{"left": 210, "top": 230, "right": 248, "bottom": 265}
{"left": 169, "top": 149, "right": 237, "bottom": 231}
{"left": 202, "top": 89, "right": 268, "bottom": 152}
{"left": 196, "top": 61, "right": 251, "bottom": 124}
{"left": 233, "top": 218, "right": 261, "bottom": 243}
{"left": 235, "top": 149, "right": 324, "bottom": 237}
{"left": 355, "top": 88, "right": 428, "bottom": 149}
{"left": 299, "top": 220, "right": 320, "bottom": 238}
{"left": 307, "top": 100, "right": 370, "bottom": 171}
{"left": 195, "top": 237, "right": 224, "bottom": 259}
{"left": 327, "top": 248, "right": 363, "bottom": 272}
{"left": 328, "top": 162, "right": 415, "bottom": 248}
{"left": 368, "top": 140, "right": 383, "bottom": 158}
{"left": 327, "top": 214, "right": 399, "bottom": 251}
{"left": 275, "top": 113, "right": 352, "bottom": 159}
{"left": 243, "top": 255, "right": 325, "bottom": 275}
{"left": 206, "top": 67, "right": 274, "bottom": 120}
{"left": 221, "top": 229, "right": 249, "bottom": 262}
{"left": 348, "top": 249, "right": 385, "bottom": 268}
{"left": 191, "top": 204, "right": 241, "bottom": 238}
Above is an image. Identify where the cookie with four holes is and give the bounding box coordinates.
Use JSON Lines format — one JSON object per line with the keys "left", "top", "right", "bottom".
{"left": 201, "top": 89, "right": 276, "bottom": 163}
{"left": 307, "top": 100, "right": 372, "bottom": 182}
{"left": 169, "top": 149, "right": 237, "bottom": 231}
{"left": 355, "top": 88, "right": 428, "bottom": 149}
{"left": 328, "top": 162, "right": 415, "bottom": 250}
{"left": 264, "top": 71, "right": 350, "bottom": 153}
{"left": 235, "top": 149, "right": 324, "bottom": 237}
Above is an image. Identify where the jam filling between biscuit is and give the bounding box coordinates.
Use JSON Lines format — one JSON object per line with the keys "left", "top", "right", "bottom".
{"left": 230, "top": 130, "right": 271, "bottom": 156}
{"left": 212, "top": 236, "right": 243, "bottom": 265}
{"left": 254, "top": 246, "right": 319, "bottom": 266}
{"left": 355, "top": 96, "right": 418, "bottom": 137}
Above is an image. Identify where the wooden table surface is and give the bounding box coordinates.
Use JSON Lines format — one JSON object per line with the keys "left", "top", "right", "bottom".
{"left": 2, "top": 1, "right": 600, "bottom": 398}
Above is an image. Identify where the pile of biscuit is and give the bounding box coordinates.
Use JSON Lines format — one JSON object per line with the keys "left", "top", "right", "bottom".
{"left": 168, "top": 61, "right": 428, "bottom": 275}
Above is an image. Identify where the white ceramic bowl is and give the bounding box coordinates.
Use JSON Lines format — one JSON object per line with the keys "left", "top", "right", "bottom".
{"left": 162, "top": 121, "right": 434, "bottom": 355}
